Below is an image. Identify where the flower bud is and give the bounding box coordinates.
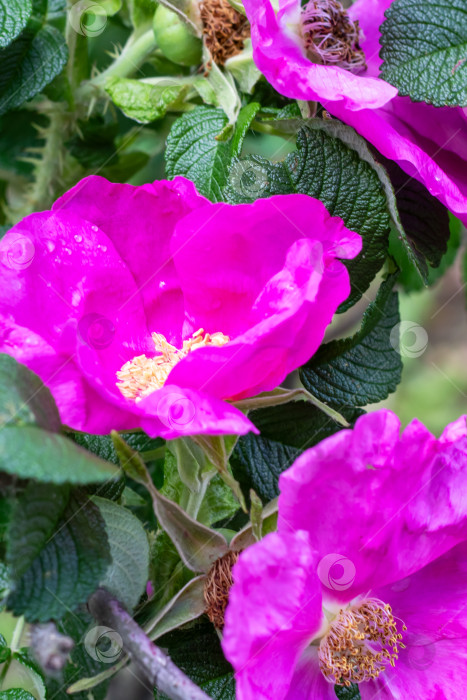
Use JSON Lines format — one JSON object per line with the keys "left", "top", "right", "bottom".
{"left": 153, "top": 5, "right": 202, "bottom": 67}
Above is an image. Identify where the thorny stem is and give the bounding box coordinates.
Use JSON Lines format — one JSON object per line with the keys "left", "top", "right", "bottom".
{"left": 88, "top": 589, "right": 211, "bottom": 700}
{"left": 78, "top": 29, "right": 157, "bottom": 100}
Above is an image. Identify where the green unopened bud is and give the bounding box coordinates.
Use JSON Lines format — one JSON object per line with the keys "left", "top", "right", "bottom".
{"left": 153, "top": 5, "right": 202, "bottom": 67}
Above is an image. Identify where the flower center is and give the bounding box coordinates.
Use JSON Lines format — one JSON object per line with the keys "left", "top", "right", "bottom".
{"left": 301, "top": 0, "right": 366, "bottom": 73}
{"left": 200, "top": 0, "right": 250, "bottom": 66}
{"left": 318, "top": 599, "right": 407, "bottom": 686}
{"left": 116, "top": 328, "right": 229, "bottom": 401}
{"left": 204, "top": 550, "right": 239, "bottom": 630}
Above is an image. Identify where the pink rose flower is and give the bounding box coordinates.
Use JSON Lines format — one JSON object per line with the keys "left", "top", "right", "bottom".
{"left": 223, "top": 409, "right": 467, "bottom": 698}
{"left": 0, "top": 175, "right": 361, "bottom": 439}
{"left": 244, "top": 0, "right": 467, "bottom": 224}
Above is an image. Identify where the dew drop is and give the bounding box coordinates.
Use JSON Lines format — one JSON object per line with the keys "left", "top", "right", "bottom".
{"left": 91, "top": 225, "right": 98, "bottom": 232}
{"left": 74, "top": 234, "right": 83, "bottom": 243}
{"left": 159, "top": 280, "right": 167, "bottom": 289}
{"left": 45, "top": 240, "right": 55, "bottom": 253}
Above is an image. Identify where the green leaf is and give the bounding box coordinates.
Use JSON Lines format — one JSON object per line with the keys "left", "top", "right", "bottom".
{"left": 0, "top": 354, "right": 60, "bottom": 430}
{"left": 93, "top": 497, "right": 149, "bottom": 611}
{"left": 0, "top": 653, "right": 46, "bottom": 699}
{"left": 300, "top": 274, "right": 402, "bottom": 408}
{"left": 335, "top": 685, "right": 362, "bottom": 699}
{"left": 128, "top": 0, "right": 157, "bottom": 29}
{"left": 378, "top": 155, "right": 450, "bottom": 277}
{"left": 0, "top": 1, "right": 32, "bottom": 49}
{"left": 70, "top": 431, "right": 163, "bottom": 465}
{"left": 380, "top": 0, "right": 467, "bottom": 106}
{"left": 0, "top": 427, "right": 120, "bottom": 483}
{"left": 154, "top": 622, "right": 235, "bottom": 700}
{"left": 7, "top": 492, "right": 110, "bottom": 621}
{"left": 225, "top": 122, "right": 391, "bottom": 309}
{"left": 6, "top": 482, "right": 70, "bottom": 579}
{"left": 0, "top": 689, "right": 38, "bottom": 699}
{"left": 231, "top": 403, "right": 364, "bottom": 503}
{"left": 165, "top": 103, "right": 259, "bottom": 201}
{"left": 105, "top": 77, "right": 190, "bottom": 123}
{"left": 0, "top": 22, "right": 68, "bottom": 115}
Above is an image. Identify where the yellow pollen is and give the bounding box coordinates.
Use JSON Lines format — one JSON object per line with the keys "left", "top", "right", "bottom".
{"left": 318, "top": 599, "right": 407, "bottom": 687}
{"left": 116, "top": 328, "right": 230, "bottom": 401}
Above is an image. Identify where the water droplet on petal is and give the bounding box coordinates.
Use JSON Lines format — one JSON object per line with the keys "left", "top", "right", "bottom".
{"left": 45, "top": 240, "right": 55, "bottom": 253}
{"left": 74, "top": 234, "right": 83, "bottom": 243}
{"left": 159, "top": 280, "right": 167, "bottom": 289}
{"left": 91, "top": 225, "right": 98, "bottom": 232}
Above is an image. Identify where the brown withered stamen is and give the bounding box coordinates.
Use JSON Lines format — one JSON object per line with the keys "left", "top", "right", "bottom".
{"left": 200, "top": 0, "right": 250, "bottom": 66}
{"left": 204, "top": 550, "right": 239, "bottom": 629}
{"left": 301, "top": 0, "right": 366, "bottom": 73}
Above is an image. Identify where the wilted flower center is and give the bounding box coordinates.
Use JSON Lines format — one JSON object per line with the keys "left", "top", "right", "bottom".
{"left": 200, "top": 0, "right": 250, "bottom": 66}
{"left": 116, "top": 328, "right": 229, "bottom": 401}
{"left": 318, "top": 599, "right": 406, "bottom": 686}
{"left": 204, "top": 550, "right": 239, "bottom": 629}
{"left": 301, "top": 0, "right": 366, "bottom": 73}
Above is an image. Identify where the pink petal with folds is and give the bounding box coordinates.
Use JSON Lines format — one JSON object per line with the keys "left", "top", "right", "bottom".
{"left": 362, "top": 543, "right": 467, "bottom": 699}
{"left": 137, "top": 384, "right": 257, "bottom": 439}
{"left": 168, "top": 194, "right": 361, "bottom": 400}
{"left": 285, "top": 647, "right": 338, "bottom": 700}
{"left": 278, "top": 409, "right": 467, "bottom": 601}
{"left": 222, "top": 531, "right": 323, "bottom": 700}
{"left": 53, "top": 175, "right": 207, "bottom": 344}
{"left": 243, "top": 0, "right": 397, "bottom": 111}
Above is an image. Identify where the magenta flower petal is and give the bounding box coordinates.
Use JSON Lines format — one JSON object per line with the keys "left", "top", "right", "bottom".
{"left": 243, "top": 0, "right": 397, "bottom": 110}
{"left": 167, "top": 194, "right": 361, "bottom": 400}
{"left": 285, "top": 647, "right": 340, "bottom": 700}
{"left": 359, "top": 542, "right": 467, "bottom": 699}
{"left": 278, "top": 409, "right": 467, "bottom": 600}
{"left": 137, "top": 384, "right": 257, "bottom": 439}
{"left": 224, "top": 412, "right": 467, "bottom": 697}
{"left": 53, "top": 175, "right": 207, "bottom": 341}
{"left": 1, "top": 178, "right": 357, "bottom": 437}
{"left": 222, "top": 531, "right": 323, "bottom": 700}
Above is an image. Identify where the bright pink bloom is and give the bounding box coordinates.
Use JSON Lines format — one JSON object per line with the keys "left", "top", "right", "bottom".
{"left": 244, "top": 0, "right": 467, "bottom": 224}
{"left": 223, "top": 410, "right": 467, "bottom": 698}
{"left": 0, "top": 176, "right": 360, "bottom": 439}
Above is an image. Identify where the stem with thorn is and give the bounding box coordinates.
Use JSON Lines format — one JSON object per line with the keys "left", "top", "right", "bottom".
{"left": 88, "top": 589, "right": 211, "bottom": 700}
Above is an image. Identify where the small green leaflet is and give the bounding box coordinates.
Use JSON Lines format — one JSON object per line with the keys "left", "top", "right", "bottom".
{"left": 0, "top": 0, "right": 32, "bottom": 48}
{"left": 105, "top": 78, "right": 190, "bottom": 124}
{"left": 380, "top": 0, "right": 467, "bottom": 106}
{"left": 165, "top": 103, "right": 260, "bottom": 201}
{"left": 300, "top": 274, "right": 402, "bottom": 408}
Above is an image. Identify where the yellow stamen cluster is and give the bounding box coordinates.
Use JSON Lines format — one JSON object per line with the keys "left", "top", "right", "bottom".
{"left": 116, "top": 328, "right": 229, "bottom": 401}
{"left": 318, "top": 599, "right": 407, "bottom": 686}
